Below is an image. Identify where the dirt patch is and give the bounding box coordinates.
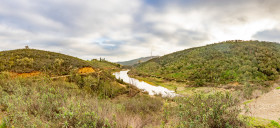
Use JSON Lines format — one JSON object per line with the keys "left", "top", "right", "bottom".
{"left": 10, "top": 71, "right": 41, "bottom": 78}
{"left": 78, "top": 67, "right": 95, "bottom": 74}
{"left": 244, "top": 89, "right": 280, "bottom": 122}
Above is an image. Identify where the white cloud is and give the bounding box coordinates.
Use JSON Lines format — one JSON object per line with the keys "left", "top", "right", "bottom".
{"left": 0, "top": 0, "right": 280, "bottom": 61}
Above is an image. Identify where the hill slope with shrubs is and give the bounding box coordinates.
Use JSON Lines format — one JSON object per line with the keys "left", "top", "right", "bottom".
{"left": 117, "top": 56, "right": 159, "bottom": 66}
{"left": 0, "top": 49, "right": 130, "bottom": 98}
{"left": 132, "top": 40, "right": 280, "bottom": 86}
{"left": 0, "top": 49, "right": 92, "bottom": 75}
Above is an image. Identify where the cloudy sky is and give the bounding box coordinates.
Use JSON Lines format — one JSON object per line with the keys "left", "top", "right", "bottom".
{"left": 0, "top": 0, "right": 280, "bottom": 61}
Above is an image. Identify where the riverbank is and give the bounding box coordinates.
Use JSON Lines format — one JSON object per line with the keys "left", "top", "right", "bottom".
{"left": 127, "top": 71, "right": 230, "bottom": 96}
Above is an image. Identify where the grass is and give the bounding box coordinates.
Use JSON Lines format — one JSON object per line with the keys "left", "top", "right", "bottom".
{"left": 0, "top": 115, "right": 4, "bottom": 128}
{"left": 0, "top": 121, "right": 6, "bottom": 128}
{"left": 245, "top": 116, "right": 280, "bottom": 128}
{"left": 276, "top": 87, "right": 280, "bottom": 90}
{"left": 243, "top": 99, "right": 254, "bottom": 105}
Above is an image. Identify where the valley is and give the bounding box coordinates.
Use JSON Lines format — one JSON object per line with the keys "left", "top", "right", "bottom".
{"left": 2, "top": 0, "right": 280, "bottom": 127}
{"left": 1, "top": 40, "right": 280, "bottom": 128}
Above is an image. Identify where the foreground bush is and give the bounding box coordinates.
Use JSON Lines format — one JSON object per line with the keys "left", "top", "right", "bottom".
{"left": 0, "top": 77, "right": 113, "bottom": 127}
{"left": 165, "top": 92, "right": 245, "bottom": 128}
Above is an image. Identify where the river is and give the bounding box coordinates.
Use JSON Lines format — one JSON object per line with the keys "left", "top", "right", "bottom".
{"left": 113, "top": 70, "right": 178, "bottom": 97}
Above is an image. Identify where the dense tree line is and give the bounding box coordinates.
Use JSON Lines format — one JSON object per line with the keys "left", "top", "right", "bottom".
{"left": 132, "top": 40, "right": 280, "bottom": 86}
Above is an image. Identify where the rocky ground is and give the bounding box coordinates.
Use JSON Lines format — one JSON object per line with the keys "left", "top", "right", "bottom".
{"left": 245, "top": 88, "right": 280, "bottom": 122}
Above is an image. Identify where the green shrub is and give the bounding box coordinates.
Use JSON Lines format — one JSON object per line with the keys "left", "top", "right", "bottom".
{"left": 172, "top": 92, "right": 244, "bottom": 128}
{"left": 270, "top": 120, "right": 280, "bottom": 128}
{"left": 69, "top": 71, "right": 126, "bottom": 98}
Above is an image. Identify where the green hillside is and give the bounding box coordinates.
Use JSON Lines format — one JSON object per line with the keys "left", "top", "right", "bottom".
{"left": 0, "top": 48, "right": 127, "bottom": 97}
{"left": 0, "top": 49, "right": 92, "bottom": 75}
{"left": 132, "top": 40, "right": 280, "bottom": 86}
{"left": 117, "top": 56, "right": 159, "bottom": 66}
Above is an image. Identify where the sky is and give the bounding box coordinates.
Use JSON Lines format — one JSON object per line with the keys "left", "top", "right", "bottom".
{"left": 0, "top": 0, "right": 280, "bottom": 62}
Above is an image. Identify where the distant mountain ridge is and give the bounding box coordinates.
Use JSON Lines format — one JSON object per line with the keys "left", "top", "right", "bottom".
{"left": 117, "top": 56, "right": 159, "bottom": 66}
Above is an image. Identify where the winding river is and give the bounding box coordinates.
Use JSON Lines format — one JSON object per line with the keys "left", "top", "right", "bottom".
{"left": 113, "top": 70, "right": 178, "bottom": 97}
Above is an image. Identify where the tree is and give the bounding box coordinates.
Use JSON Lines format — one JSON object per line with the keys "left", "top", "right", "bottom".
{"left": 16, "top": 57, "right": 34, "bottom": 70}
{"left": 54, "top": 58, "right": 65, "bottom": 75}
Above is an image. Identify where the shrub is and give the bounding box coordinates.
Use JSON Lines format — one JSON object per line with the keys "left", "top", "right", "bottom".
{"left": 69, "top": 72, "right": 126, "bottom": 98}
{"left": 0, "top": 76, "right": 114, "bottom": 127}
{"left": 172, "top": 92, "right": 244, "bottom": 128}
{"left": 121, "top": 95, "right": 163, "bottom": 114}
{"left": 243, "top": 83, "right": 254, "bottom": 99}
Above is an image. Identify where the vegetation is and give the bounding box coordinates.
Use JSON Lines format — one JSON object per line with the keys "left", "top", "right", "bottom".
{"left": 162, "top": 92, "right": 245, "bottom": 127}
{"left": 132, "top": 40, "right": 280, "bottom": 86}
{"left": 0, "top": 73, "right": 248, "bottom": 127}
{"left": 1, "top": 47, "right": 278, "bottom": 127}
{"left": 68, "top": 69, "right": 127, "bottom": 98}
{"left": 117, "top": 56, "right": 159, "bottom": 66}
{"left": 246, "top": 116, "right": 280, "bottom": 128}
{"left": 120, "top": 95, "right": 163, "bottom": 114}
{"left": 0, "top": 73, "right": 163, "bottom": 127}
{"left": 89, "top": 59, "right": 121, "bottom": 70}
{"left": 0, "top": 49, "right": 91, "bottom": 75}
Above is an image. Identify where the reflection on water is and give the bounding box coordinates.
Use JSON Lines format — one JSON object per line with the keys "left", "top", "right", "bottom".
{"left": 113, "top": 70, "right": 178, "bottom": 97}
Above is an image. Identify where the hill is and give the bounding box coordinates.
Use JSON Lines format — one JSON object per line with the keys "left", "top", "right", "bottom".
{"left": 0, "top": 49, "right": 92, "bottom": 75}
{"left": 89, "top": 59, "right": 121, "bottom": 70}
{"left": 131, "top": 40, "right": 280, "bottom": 86}
{"left": 0, "top": 48, "right": 132, "bottom": 97}
{"left": 117, "top": 56, "right": 159, "bottom": 66}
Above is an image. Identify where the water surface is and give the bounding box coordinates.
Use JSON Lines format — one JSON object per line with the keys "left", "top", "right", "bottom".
{"left": 113, "top": 70, "right": 178, "bottom": 97}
